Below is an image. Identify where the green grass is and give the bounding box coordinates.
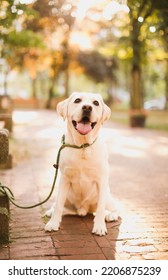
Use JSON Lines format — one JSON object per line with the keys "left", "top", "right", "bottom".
{"left": 111, "top": 109, "right": 168, "bottom": 132}
{"left": 146, "top": 111, "right": 168, "bottom": 132}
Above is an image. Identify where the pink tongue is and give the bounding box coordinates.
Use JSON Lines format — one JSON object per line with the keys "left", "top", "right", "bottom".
{"left": 76, "top": 122, "right": 92, "bottom": 135}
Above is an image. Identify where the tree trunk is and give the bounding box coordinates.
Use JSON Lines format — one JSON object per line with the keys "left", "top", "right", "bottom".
{"left": 129, "top": 20, "right": 146, "bottom": 127}
{"left": 62, "top": 36, "right": 70, "bottom": 98}
{"left": 130, "top": 20, "right": 143, "bottom": 110}
{"left": 131, "top": 65, "right": 142, "bottom": 110}
{"left": 164, "top": 58, "right": 168, "bottom": 110}
{"left": 64, "top": 66, "right": 69, "bottom": 98}
{"left": 46, "top": 78, "right": 56, "bottom": 109}
{"left": 32, "top": 77, "right": 37, "bottom": 99}
{"left": 106, "top": 79, "right": 114, "bottom": 107}
{"left": 3, "top": 68, "right": 9, "bottom": 96}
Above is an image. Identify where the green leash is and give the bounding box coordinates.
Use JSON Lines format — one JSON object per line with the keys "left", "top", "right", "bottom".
{"left": 0, "top": 135, "right": 96, "bottom": 209}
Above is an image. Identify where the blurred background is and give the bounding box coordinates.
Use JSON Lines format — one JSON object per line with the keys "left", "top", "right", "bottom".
{"left": 0, "top": 0, "right": 168, "bottom": 130}
{"left": 0, "top": 1, "right": 168, "bottom": 259}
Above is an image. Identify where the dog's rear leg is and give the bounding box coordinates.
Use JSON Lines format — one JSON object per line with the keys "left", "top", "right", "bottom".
{"left": 92, "top": 182, "right": 107, "bottom": 236}
{"left": 105, "top": 195, "right": 120, "bottom": 222}
{"left": 44, "top": 204, "right": 55, "bottom": 217}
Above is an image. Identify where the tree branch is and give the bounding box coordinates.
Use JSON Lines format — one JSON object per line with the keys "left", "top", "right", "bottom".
{"left": 137, "top": 0, "right": 148, "bottom": 18}
{"left": 143, "top": 3, "right": 154, "bottom": 21}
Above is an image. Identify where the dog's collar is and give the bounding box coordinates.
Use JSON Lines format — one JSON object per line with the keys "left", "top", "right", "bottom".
{"left": 61, "top": 134, "right": 97, "bottom": 148}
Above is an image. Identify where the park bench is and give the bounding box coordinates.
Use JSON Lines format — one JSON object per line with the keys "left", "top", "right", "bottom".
{"left": 0, "top": 129, "right": 10, "bottom": 243}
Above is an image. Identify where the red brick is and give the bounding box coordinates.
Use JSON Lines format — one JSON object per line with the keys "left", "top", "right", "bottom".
{"left": 101, "top": 248, "right": 116, "bottom": 260}
{"left": 129, "top": 255, "right": 145, "bottom": 260}
{"left": 118, "top": 245, "right": 157, "bottom": 254}
{"left": 51, "top": 233, "right": 93, "bottom": 241}
{"left": 10, "top": 241, "right": 53, "bottom": 250}
{"left": 115, "top": 253, "right": 130, "bottom": 260}
{"left": 154, "top": 243, "right": 168, "bottom": 252}
{"left": 94, "top": 236, "right": 111, "bottom": 248}
{"left": 0, "top": 245, "right": 9, "bottom": 260}
{"left": 23, "top": 256, "right": 59, "bottom": 260}
{"left": 143, "top": 252, "right": 168, "bottom": 260}
{"left": 11, "top": 230, "right": 49, "bottom": 239}
{"left": 10, "top": 248, "right": 57, "bottom": 260}
{"left": 60, "top": 254, "right": 106, "bottom": 260}
{"left": 12, "top": 235, "right": 52, "bottom": 245}
{"left": 54, "top": 239, "right": 97, "bottom": 248}
{"left": 55, "top": 246, "right": 102, "bottom": 256}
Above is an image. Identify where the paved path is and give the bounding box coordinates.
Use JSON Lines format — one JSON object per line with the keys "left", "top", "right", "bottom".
{"left": 0, "top": 109, "right": 168, "bottom": 260}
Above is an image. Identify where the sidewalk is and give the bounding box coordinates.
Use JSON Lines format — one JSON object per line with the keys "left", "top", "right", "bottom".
{"left": 0, "top": 109, "right": 168, "bottom": 260}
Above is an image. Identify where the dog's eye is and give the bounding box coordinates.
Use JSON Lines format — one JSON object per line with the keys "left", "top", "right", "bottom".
{"left": 74, "top": 98, "right": 82, "bottom": 104}
{"left": 93, "top": 100, "right": 99, "bottom": 106}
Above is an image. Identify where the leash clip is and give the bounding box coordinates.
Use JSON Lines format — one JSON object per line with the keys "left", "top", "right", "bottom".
{"left": 53, "top": 164, "right": 59, "bottom": 169}
{"left": 82, "top": 143, "right": 90, "bottom": 149}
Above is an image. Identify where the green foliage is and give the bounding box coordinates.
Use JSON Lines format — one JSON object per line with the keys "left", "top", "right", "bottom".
{"left": 77, "top": 51, "right": 118, "bottom": 84}
{"left": 0, "top": 0, "right": 168, "bottom": 110}
{"left": 77, "top": 51, "right": 107, "bottom": 83}
{"left": 121, "top": 0, "right": 168, "bottom": 110}
{"left": 0, "top": 0, "right": 43, "bottom": 57}
{"left": 6, "top": 30, "right": 44, "bottom": 48}
{"left": 25, "top": 0, "right": 75, "bottom": 32}
{"left": 110, "top": 109, "right": 168, "bottom": 132}
{"left": 0, "top": 0, "right": 29, "bottom": 37}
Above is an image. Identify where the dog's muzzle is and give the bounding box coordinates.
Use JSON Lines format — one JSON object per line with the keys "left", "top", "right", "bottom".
{"left": 72, "top": 105, "right": 97, "bottom": 135}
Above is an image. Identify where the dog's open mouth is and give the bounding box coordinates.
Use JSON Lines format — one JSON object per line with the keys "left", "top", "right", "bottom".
{"left": 72, "top": 117, "right": 97, "bottom": 135}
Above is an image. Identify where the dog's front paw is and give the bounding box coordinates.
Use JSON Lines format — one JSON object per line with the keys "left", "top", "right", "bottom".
{"left": 92, "top": 221, "right": 107, "bottom": 236}
{"left": 44, "top": 219, "right": 60, "bottom": 232}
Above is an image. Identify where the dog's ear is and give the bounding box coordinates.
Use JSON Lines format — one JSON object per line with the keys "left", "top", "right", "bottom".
{"left": 102, "top": 103, "right": 111, "bottom": 124}
{"left": 57, "top": 98, "right": 69, "bottom": 120}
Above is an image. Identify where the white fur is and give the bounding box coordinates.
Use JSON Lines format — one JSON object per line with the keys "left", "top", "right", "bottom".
{"left": 45, "top": 92, "right": 119, "bottom": 236}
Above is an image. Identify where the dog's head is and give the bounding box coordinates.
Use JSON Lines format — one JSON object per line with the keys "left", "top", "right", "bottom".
{"left": 57, "top": 92, "right": 111, "bottom": 136}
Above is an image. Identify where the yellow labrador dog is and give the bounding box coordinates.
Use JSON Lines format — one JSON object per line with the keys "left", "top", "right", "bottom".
{"left": 45, "top": 92, "right": 118, "bottom": 236}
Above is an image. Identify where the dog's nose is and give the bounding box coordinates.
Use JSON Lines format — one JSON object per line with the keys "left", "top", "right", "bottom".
{"left": 82, "top": 105, "right": 92, "bottom": 112}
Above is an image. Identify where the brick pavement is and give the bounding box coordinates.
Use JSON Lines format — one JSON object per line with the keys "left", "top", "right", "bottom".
{"left": 0, "top": 109, "right": 168, "bottom": 260}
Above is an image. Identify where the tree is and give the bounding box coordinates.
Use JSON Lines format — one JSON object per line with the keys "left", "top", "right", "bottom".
{"left": 0, "top": 0, "right": 26, "bottom": 95}
{"left": 126, "top": 0, "right": 168, "bottom": 113}
{"left": 26, "top": 0, "right": 76, "bottom": 104}
{"left": 153, "top": 0, "right": 168, "bottom": 109}
{"left": 77, "top": 51, "right": 107, "bottom": 83}
{"left": 127, "top": 0, "right": 155, "bottom": 110}
{"left": 77, "top": 50, "right": 118, "bottom": 105}
{"left": 46, "top": 50, "right": 63, "bottom": 108}
{"left": 0, "top": 0, "right": 43, "bottom": 96}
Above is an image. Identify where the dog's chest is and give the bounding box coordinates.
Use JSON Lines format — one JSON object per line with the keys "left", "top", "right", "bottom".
{"left": 64, "top": 165, "right": 98, "bottom": 202}
{"left": 64, "top": 166, "right": 97, "bottom": 183}
{"left": 60, "top": 147, "right": 101, "bottom": 183}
